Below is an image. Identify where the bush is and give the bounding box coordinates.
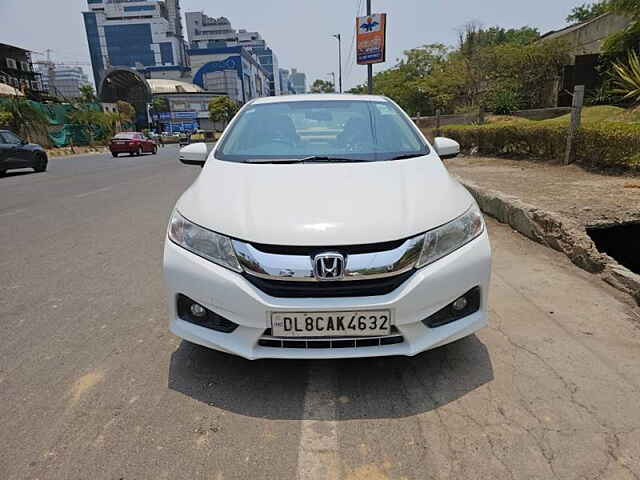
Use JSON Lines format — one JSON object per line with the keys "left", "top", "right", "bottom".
{"left": 490, "top": 89, "right": 521, "bottom": 114}
{"left": 441, "top": 121, "right": 640, "bottom": 171}
{"left": 0, "top": 111, "right": 12, "bottom": 128}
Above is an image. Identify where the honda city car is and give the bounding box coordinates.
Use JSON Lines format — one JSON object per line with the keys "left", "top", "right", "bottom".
{"left": 109, "top": 132, "right": 157, "bottom": 157}
{"left": 164, "top": 94, "right": 491, "bottom": 360}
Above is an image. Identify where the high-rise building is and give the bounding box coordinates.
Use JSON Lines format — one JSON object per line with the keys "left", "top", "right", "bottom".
{"left": 278, "top": 68, "right": 296, "bottom": 95}
{"left": 185, "top": 13, "right": 237, "bottom": 48}
{"left": 38, "top": 66, "right": 91, "bottom": 99}
{"left": 184, "top": 12, "right": 280, "bottom": 96}
{"left": 290, "top": 68, "right": 307, "bottom": 94}
{"left": 82, "top": 0, "right": 189, "bottom": 88}
{"left": 236, "top": 30, "right": 280, "bottom": 96}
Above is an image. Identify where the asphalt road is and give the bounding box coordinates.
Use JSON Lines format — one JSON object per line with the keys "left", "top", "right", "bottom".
{"left": 1, "top": 146, "right": 639, "bottom": 480}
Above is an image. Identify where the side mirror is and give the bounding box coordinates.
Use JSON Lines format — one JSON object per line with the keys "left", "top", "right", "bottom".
{"left": 433, "top": 137, "right": 460, "bottom": 159}
{"left": 179, "top": 142, "right": 208, "bottom": 167}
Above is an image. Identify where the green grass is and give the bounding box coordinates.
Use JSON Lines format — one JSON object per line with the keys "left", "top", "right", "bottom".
{"left": 485, "top": 106, "right": 640, "bottom": 126}
{"left": 540, "top": 106, "right": 632, "bottom": 125}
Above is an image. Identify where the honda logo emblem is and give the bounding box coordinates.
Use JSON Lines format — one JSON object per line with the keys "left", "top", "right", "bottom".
{"left": 313, "top": 253, "right": 345, "bottom": 281}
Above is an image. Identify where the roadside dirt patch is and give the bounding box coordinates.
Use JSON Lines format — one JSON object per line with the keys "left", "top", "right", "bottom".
{"left": 447, "top": 156, "right": 640, "bottom": 226}
{"left": 448, "top": 156, "right": 640, "bottom": 304}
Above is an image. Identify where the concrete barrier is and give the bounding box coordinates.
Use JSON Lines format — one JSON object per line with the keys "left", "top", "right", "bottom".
{"left": 459, "top": 177, "right": 640, "bottom": 304}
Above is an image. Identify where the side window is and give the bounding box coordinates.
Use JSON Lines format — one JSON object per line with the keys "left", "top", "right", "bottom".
{"left": 0, "top": 134, "right": 6, "bottom": 145}
{"left": 1, "top": 132, "right": 22, "bottom": 144}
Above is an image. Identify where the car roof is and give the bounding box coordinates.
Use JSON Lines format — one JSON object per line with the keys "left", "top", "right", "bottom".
{"left": 250, "top": 93, "right": 390, "bottom": 105}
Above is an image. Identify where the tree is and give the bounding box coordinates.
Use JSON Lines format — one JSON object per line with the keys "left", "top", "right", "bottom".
{"left": 151, "top": 97, "right": 169, "bottom": 113}
{"left": 609, "top": 0, "right": 640, "bottom": 18}
{"left": 310, "top": 79, "right": 335, "bottom": 93}
{"left": 79, "top": 84, "right": 97, "bottom": 104}
{"left": 601, "top": 0, "right": 640, "bottom": 61}
{"left": 208, "top": 96, "right": 238, "bottom": 129}
{"left": 351, "top": 26, "right": 567, "bottom": 115}
{"left": 68, "top": 108, "right": 101, "bottom": 145}
{"left": 116, "top": 100, "right": 135, "bottom": 125}
{"left": 567, "top": 1, "right": 610, "bottom": 22}
{"left": 0, "top": 96, "right": 49, "bottom": 142}
{"left": 458, "top": 25, "right": 540, "bottom": 51}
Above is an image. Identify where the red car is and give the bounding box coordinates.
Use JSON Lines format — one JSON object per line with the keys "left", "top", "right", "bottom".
{"left": 109, "top": 132, "right": 157, "bottom": 157}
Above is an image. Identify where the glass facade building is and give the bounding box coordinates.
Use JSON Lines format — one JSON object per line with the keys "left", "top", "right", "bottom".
{"left": 185, "top": 13, "right": 281, "bottom": 96}
{"left": 83, "top": 0, "right": 188, "bottom": 88}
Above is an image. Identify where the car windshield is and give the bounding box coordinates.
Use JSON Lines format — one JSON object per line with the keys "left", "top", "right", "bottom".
{"left": 215, "top": 99, "right": 429, "bottom": 162}
{"left": 114, "top": 133, "right": 139, "bottom": 139}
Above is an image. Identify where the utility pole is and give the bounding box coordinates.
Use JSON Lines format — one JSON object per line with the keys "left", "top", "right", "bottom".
{"left": 367, "top": 0, "right": 373, "bottom": 94}
{"left": 333, "top": 34, "right": 342, "bottom": 93}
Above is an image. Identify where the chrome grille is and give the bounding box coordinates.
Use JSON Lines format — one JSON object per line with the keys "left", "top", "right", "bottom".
{"left": 233, "top": 235, "right": 423, "bottom": 283}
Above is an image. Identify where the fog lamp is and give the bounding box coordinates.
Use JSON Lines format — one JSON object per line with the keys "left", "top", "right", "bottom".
{"left": 190, "top": 303, "right": 206, "bottom": 317}
{"left": 452, "top": 297, "right": 468, "bottom": 311}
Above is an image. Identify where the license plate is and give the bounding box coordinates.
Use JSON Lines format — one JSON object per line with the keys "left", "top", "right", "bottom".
{"left": 270, "top": 310, "right": 391, "bottom": 338}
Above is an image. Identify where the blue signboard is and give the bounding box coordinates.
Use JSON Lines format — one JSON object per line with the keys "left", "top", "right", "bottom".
{"left": 164, "top": 121, "right": 199, "bottom": 133}
{"left": 173, "top": 111, "right": 198, "bottom": 120}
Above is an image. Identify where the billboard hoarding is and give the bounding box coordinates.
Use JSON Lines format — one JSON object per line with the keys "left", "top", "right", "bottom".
{"left": 356, "top": 13, "right": 387, "bottom": 65}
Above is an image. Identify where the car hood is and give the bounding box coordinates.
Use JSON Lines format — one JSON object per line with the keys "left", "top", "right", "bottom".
{"left": 177, "top": 154, "right": 473, "bottom": 245}
{"left": 23, "top": 143, "right": 45, "bottom": 151}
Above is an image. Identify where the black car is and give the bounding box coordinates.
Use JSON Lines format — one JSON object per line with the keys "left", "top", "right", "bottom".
{"left": 0, "top": 130, "right": 48, "bottom": 175}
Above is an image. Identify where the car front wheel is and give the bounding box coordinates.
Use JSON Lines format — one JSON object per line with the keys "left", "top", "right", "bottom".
{"left": 33, "top": 154, "right": 47, "bottom": 173}
{"left": 112, "top": 152, "right": 118, "bottom": 158}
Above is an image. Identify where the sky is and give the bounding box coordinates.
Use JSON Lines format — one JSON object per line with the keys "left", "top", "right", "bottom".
{"left": 0, "top": 0, "right": 581, "bottom": 91}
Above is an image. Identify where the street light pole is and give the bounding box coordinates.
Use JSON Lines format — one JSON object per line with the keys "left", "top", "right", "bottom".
{"left": 333, "top": 34, "right": 342, "bottom": 93}
{"left": 367, "top": 0, "right": 373, "bottom": 94}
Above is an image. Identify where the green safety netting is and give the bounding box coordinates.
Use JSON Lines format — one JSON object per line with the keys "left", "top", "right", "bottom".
{"left": 48, "top": 124, "right": 98, "bottom": 148}
{"left": 0, "top": 98, "right": 107, "bottom": 147}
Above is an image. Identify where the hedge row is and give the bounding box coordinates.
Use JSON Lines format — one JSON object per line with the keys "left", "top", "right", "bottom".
{"left": 440, "top": 121, "right": 640, "bottom": 171}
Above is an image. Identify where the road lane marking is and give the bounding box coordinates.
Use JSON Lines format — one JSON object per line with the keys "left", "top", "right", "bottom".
{"left": 74, "top": 187, "right": 112, "bottom": 198}
{"left": 297, "top": 362, "right": 339, "bottom": 480}
{"left": 0, "top": 208, "right": 27, "bottom": 217}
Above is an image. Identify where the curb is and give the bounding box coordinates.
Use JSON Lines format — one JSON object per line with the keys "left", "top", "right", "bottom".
{"left": 47, "top": 148, "right": 109, "bottom": 158}
{"left": 458, "top": 177, "right": 640, "bottom": 305}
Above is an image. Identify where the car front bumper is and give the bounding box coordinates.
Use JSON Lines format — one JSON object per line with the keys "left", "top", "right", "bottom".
{"left": 163, "top": 232, "right": 492, "bottom": 360}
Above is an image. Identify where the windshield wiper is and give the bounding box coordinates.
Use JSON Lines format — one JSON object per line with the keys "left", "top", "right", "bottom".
{"left": 391, "top": 153, "right": 425, "bottom": 160}
{"left": 299, "top": 156, "right": 369, "bottom": 163}
{"left": 245, "top": 156, "right": 369, "bottom": 164}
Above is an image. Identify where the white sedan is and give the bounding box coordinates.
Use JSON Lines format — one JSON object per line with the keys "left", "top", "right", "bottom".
{"left": 164, "top": 94, "right": 491, "bottom": 359}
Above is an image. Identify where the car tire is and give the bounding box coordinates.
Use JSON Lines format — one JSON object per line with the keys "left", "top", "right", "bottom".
{"left": 0, "top": 170, "right": 6, "bottom": 177}
{"left": 137, "top": 147, "right": 142, "bottom": 156}
{"left": 152, "top": 146, "right": 158, "bottom": 155}
{"left": 112, "top": 152, "right": 118, "bottom": 158}
{"left": 33, "top": 155, "right": 48, "bottom": 173}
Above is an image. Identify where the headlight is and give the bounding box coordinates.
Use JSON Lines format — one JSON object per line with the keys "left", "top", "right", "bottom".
{"left": 416, "top": 204, "right": 484, "bottom": 268}
{"left": 168, "top": 211, "right": 242, "bottom": 273}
